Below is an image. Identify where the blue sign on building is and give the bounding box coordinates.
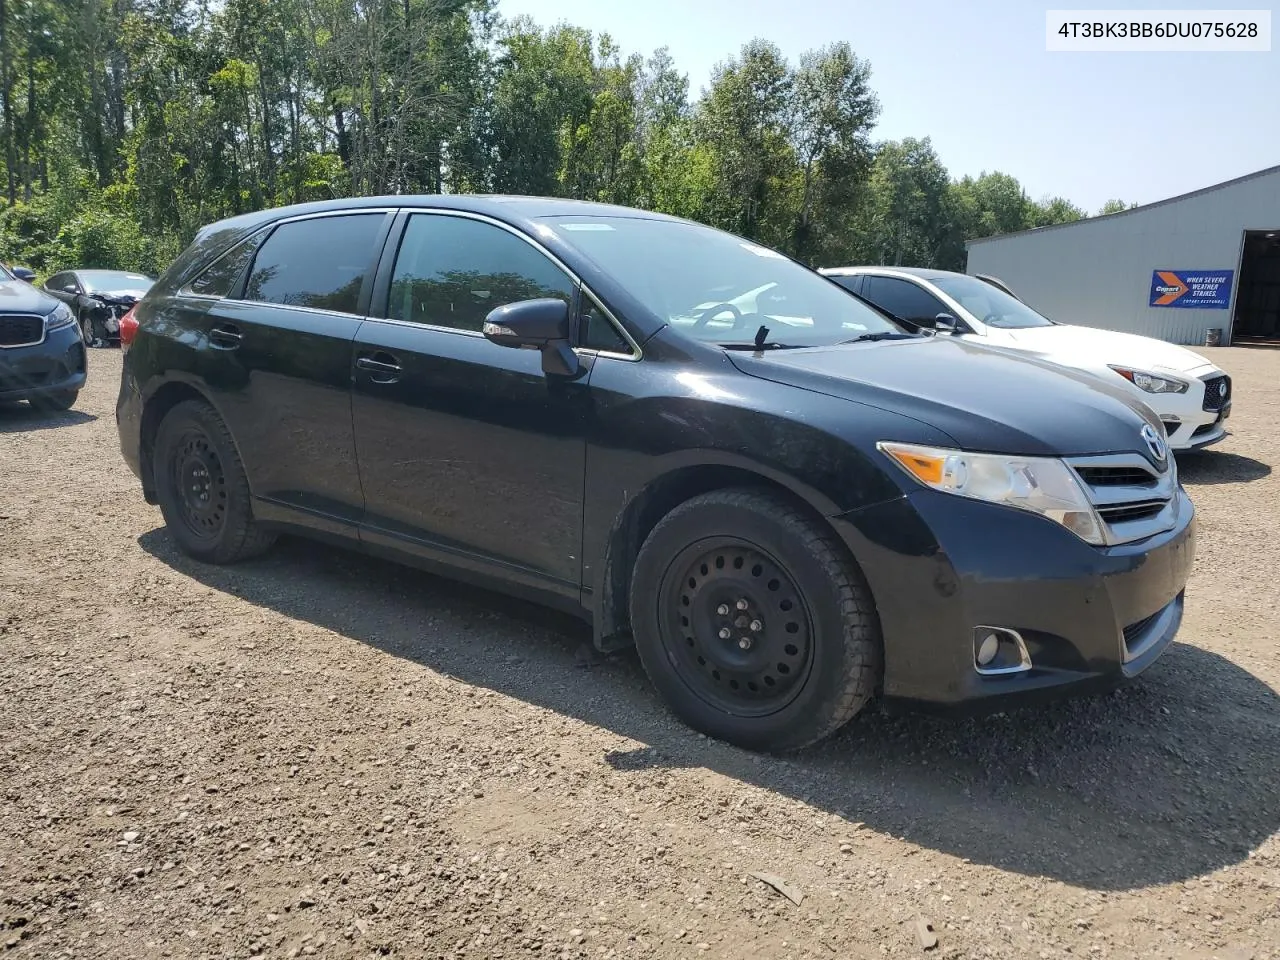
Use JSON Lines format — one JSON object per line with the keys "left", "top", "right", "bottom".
{"left": 1149, "top": 269, "right": 1234, "bottom": 309}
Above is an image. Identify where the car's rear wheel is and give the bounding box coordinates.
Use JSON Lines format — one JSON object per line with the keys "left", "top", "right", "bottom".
{"left": 630, "top": 488, "right": 881, "bottom": 752}
{"left": 153, "top": 399, "right": 275, "bottom": 564}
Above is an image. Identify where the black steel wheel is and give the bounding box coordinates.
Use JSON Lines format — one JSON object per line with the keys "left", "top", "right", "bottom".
{"left": 169, "top": 429, "right": 230, "bottom": 544}
{"left": 660, "top": 538, "right": 814, "bottom": 717}
{"left": 153, "top": 399, "right": 276, "bottom": 564}
{"left": 631, "top": 488, "right": 882, "bottom": 752}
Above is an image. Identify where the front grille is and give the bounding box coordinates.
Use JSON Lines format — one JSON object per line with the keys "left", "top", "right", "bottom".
{"left": 0, "top": 313, "right": 44, "bottom": 347}
{"left": 1098, "top": 499, "right": 1166, "bottom": 524}
{"left": 1074, "top": 465, "right": 1156, "bottom": 487}
{"left": 1068, "top": 453, "right": 1178, "bottom": 546}
{"left": 1201, "top": 374, "right": 1230, "bottom": 411}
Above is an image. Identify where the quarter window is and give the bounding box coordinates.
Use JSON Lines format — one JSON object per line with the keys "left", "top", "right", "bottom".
{"left": 579, "top": 297, "right": 631, "bottom": 354}
{"left": 245, "top": 214, "right": 385, "bottom": 314}
{"left": 190, "top": 232, "right": 266, "bottom": 298}
{"left": 388, "top": 214, "right": 574, "bottom": 332}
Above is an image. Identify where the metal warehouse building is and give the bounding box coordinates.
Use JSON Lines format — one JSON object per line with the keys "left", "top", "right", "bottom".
{"left": 965, "top": 164, "right": 1280, "bottom": 346}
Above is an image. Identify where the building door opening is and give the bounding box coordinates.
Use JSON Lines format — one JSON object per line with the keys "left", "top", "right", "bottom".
{"left": 1233, "top": 230, "right": 1280, "bottom": 341}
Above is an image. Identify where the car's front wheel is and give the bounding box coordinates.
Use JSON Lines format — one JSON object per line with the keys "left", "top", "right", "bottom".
{"left": 79, "top": 313, "right": 101, "bottom": 347}
{"left": 630, "top": 488, "right": 882, "bottom": 752}
{"left": 32, "top": 390, "right": 78, "bottom": 412}
{"left": 153, "top": 399, "right": 276, "bottom": 564}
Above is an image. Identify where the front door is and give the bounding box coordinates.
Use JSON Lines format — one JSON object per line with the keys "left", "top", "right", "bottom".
{"left": 350, "top": 211, "right": 592, "bottom": 600}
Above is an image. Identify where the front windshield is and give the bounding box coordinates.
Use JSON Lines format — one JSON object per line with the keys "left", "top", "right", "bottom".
{"left": 538, "top": 216, "right": 905, "bottom": 346}
{"left": 79, "top": 270, "right": 153, "bottom": 294}
{"left": 932, "top": 275, "right": 1053, "bottom": 329}
{"left": 0, "top": 264, "right": 13, "bottom": 281}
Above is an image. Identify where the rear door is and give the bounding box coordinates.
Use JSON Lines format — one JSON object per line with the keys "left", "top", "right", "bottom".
{"left": 195, "top": 210, "right": 394, "bottom": 536}
{"left": 350, "top": 210, "right": 594, "bottom": 601}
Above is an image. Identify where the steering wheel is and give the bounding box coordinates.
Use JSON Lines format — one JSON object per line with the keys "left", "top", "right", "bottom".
{"left": 693, "top": 302, "right": 743, "bottom": 329}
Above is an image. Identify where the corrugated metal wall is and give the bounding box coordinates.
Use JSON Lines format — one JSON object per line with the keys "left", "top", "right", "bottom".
{"left": 964, "top": 167, "right": 1280, "bottom": 346}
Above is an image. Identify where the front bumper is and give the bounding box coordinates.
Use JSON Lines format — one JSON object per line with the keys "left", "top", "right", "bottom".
{"left": 0, "top": 325, "right": 87, "bottom": 401}
{"left": 1128, "top": 367, "right": 1232, "bottom": 451}
{"left": 834, "top": 486, "right": 1195, "bottom": 710}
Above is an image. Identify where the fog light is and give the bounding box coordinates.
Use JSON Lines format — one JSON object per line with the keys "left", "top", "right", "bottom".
{"left": 973, "top": 626, "right": 1032, "bottom": 675}
{"left": 976, "top": 632, "right": 1000, "bottom": 666}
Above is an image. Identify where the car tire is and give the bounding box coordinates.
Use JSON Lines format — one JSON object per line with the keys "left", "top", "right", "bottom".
{"left": 79, "top": 313, "right": 100, "bottom": 348}
{"left": 33, "top": 390, "right": 78, "bottom": 412}
{"left": 153, "top": 399, "right": 276, "bottom": 564}
{"left": 629, "top": 488, "right": 881, "bottom": 752}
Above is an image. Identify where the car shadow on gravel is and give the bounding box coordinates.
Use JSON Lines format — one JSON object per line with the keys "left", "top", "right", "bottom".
{"left": 0, "top": 403, "right": 96, "bottom": 433}
{"left": 139, "top": 529, "right": 1280, "bottom": 893}
{"left": 1176, "top": 450, "right": 1271, "bottom": 485}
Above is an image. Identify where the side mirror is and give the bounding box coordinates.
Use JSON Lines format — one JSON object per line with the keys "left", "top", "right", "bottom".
{"left": 933, "top": 312, "right": 960, "bottom": 335}
{"left": 12, "top": 265, "right": 35, "bottom": 282}
{"left": 482, "top": 298, "right": 581, "bottom": 378}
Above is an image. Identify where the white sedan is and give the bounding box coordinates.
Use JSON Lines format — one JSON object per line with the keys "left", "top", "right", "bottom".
{"left": 820, "top": 266, "right": 1232, "bottom": 451}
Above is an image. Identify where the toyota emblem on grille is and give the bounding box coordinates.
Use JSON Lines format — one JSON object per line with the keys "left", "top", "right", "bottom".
{"left": 1141, "top": 423, "right": 1167, "bottom": 462}
{"left": 1218, "top": 380, "right": 1228, "bottom": 398}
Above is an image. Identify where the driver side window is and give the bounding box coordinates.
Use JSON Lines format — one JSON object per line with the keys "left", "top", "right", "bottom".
{"left": 388, "top": 214, "right": 574, "bottom": 332}
{"left": 862, "top": 276, "right": 947, "bottom": 326}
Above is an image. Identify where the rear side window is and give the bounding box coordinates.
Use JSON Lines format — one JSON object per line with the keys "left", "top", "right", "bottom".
{"left": 388, "top": 214, "right": 574, "bottom": 332}
{"left": 245, "top": 214, "right": 385, "bottom": 314}
{"left": 862, "top": 276, "right": 947, "bottom": 324}
{"left": 189, "top": 233, "right": 266, "bottom": 298}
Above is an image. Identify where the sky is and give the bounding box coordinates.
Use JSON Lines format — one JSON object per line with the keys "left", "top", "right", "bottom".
{"left": 495, "top": 0, "right": 1278, "bottom": 213}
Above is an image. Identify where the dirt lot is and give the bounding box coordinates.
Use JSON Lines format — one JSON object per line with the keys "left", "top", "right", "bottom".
{"left": 1, "top": 347, "right": 1278, "bottom": 960}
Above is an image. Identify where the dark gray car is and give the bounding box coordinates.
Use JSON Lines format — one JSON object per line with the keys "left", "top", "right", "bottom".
{"left": 0, "top": 263, "right": 87, "bottom": 410}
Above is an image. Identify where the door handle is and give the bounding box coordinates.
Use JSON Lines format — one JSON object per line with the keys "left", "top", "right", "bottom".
{"left": 210, "top": 323, "right": 243, "bottom": 349}
{"left": 356, "top": 354, "right": 402, "bottom": 383}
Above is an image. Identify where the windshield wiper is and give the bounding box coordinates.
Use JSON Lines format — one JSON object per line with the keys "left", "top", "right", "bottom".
{"left": 719, "top": 323, "right": 804, "bottom": 351}
{"left": 837, "top": 332, "right": 923, "bottom": 345}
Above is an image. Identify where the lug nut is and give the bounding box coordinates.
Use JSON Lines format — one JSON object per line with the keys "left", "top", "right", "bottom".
{"left": 750, "top": 620, "right": 763, "bottom": 632}
{"left": 738, "top": 637, "right": 752, "bottom": 650}
{"left": 716, "top": 604, "right": 730, "bottom": 616}
{"left": 718, "top": 627, "right": 732, "bottom": 640}
{"left": 736, "top": 599, "right": 749, "bottom": 611}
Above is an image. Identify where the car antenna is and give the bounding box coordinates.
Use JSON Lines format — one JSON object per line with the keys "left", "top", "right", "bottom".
{"left": 753, "top": 324, "right": 770, "bottom": 350}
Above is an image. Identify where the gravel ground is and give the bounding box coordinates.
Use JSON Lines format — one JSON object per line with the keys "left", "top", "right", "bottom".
{"left": 1, "top": 347, "right": 1278, "bottom": 960}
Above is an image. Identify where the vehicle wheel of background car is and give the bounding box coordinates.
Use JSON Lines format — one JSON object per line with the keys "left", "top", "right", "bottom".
{"left": 152, "top": 399, "right": 276, "bottom": 564}
{"left": 32, "top": 390, "right": 78, "bottom": 412}
{"left": 79, "top": 312, "right": 100, "bottom": 347}
{"left": 629, "top": 488, "right": 881, "bottom": 752}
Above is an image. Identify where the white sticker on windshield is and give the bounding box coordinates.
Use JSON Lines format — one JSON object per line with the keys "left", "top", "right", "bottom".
{"left": 560, "top": 223, "right": 615, "bottom": 231}
{"left": 740, "top": 243, "right": 785, "bottom": 259}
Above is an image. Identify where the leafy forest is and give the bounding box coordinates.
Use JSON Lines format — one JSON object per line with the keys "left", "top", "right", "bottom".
{"left": 0, "top": 0, "right": 1132, "bottom": 279}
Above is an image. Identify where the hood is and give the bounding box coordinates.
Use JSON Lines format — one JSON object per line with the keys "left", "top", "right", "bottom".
{"left": 1003, "top": 324, "right": 1212, "bottom": 373}
{"left": 88, "top": 285, "right": 150, "bottom": 303}
{"left": 0, "top": 279, "right": 58, "bottom": 315}
{"left": 726, "top": 336, "right": 1164, "bottom": 460}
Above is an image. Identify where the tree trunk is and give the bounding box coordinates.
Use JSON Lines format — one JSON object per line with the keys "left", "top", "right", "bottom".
{"left": 0, "top": 0, "right": 14, "bottom": 206}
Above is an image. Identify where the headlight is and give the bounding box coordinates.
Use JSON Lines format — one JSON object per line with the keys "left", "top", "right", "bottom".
{"left": 46, "top": 303, "right": 76, "bottom": 331}
{"left": 878, "top": 441, "right": 1104, "bottom": 545}
{"left": 1108, "top": 366, "right": 1188, "bottom": 395}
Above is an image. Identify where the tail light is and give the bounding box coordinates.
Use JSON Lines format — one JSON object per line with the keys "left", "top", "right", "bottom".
{"left": 119, "top": 306, "right": 139, "bottom": 349}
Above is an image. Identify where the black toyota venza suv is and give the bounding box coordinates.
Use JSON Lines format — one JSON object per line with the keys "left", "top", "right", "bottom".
{"left": 0, "top": 261, "right": 87, "bottom": 410}
{"left": 117, "top": 196, "right": 1195, "bottom": 751}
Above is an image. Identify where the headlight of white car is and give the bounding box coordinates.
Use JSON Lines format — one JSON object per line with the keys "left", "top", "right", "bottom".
{"left": 45, "top": 302, "right": 76, "bottom": 331}
{"left": 1107, "top": 365, "right": 1189, "bottom": 395}
{"left": 877, "top": 441, "right": 1104, "bottom": 545}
